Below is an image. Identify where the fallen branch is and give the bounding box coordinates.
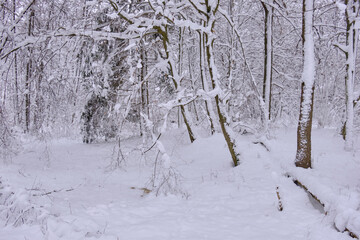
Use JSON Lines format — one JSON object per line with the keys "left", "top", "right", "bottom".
{"left": 143, "top": 133, "right": 162, "bottom": 154}
{"left": 253, "top": 141, "right": 270, "bottom": 152}
{"left": 32, "top": 188, "right": 74, "bottom": 197}
{"left": 130, "top": 186, "right": 152, "bottom": 197}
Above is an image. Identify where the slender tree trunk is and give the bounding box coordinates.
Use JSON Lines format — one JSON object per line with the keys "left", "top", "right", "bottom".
{"left": 204, "top": 0, "right": 240, "bottom": 166}
{"left": 140, "top": 41, "right": 147, "bottom": 137}
{"left": 34, "top": 62, "right": 43, "bottom": 130}
{"left": 206, "top": 38, "right": 239, "bottom": 166}
{"left": 13, "top": 0, "right": 20, "bottom": 125}
{"left": 226, "top": 0, "right": 235, "bottom": 123}
{"left": 25, "top": 9, "right": 35, "bottom": 132}
{"left": 295, "top": 0, "right": 315, "bottom": 169}
{"left": 187, "top": 42, "right": 199, "bottom": 122}
{"left": 261, "top": 0, "right": 273, "bottom": 121}
{"left": 161, "top": 27, "right": 196, "bottom": 143}
{"left": 198, "top": 30, "right": 215, "bottom": 134}
{"left": 14, "top": 52, "right": 19, "bottom": 124}
{"left": 343, "top": 0, "right": 359, "bottom": 150}
{"left": 25, "top": 62, "right": 31, "bottom": 132}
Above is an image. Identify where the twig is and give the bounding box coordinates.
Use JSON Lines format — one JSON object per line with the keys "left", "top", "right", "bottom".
{"left": 253, "top": 141, "right": 270, "bottom": 152}
{"left": 32, "top": 188, "right": 74, "bottom": 197}
{"left": 276, "top": 186, "right": 283, "bottom": 211}
{"left": 143, "top": 133, "right": 162, "bottom": 154}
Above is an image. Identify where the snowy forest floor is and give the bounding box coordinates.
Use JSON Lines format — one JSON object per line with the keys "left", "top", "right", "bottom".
{"left": 0, "top": 128, "right": 359, "bottom": 240}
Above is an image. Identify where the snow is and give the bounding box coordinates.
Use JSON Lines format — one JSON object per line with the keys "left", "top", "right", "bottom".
{"left": 0, "top": 128, "right": 359, "bottom": 239}
{"left": 336, "top": 2, "right": 346, "bottom": 14}
{"left": 299, "top": 0, "right": 315, "bottom": 124}
{"left": 283, "top": 128, "right": 360, "bottom": 235}
{"left": 345, "top": 13, "right": 356, "bottom": 150}
{"left": 263, "top": 1, "right": 273, "bottom": 131}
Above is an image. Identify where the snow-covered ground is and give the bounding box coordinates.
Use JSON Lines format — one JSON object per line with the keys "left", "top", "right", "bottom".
{"left": 0, "top": 128, "right": 359, "bottom": 240}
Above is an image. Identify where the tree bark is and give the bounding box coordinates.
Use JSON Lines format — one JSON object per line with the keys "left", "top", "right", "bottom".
{"left": 295, "top": 0, "right": 315, "bottom": 169}
{"left": 198, "top": 29, "right": 216, "bottom": 135}
{"left": 261, "top": 0, "right": 273, "bottom": 121}
{"left": 161, "top": 26, "right": 196, "bottom": 143}
{"left": 140, "top": 41, "right": 148, "bottom": 137}
{"left": 13, "top": 0, "right": 20, "bottom": 125}
{"left": 343, "top": 0, "right": 359, "bottom": 150}
{"left": 25, "top": 9, "right": 35, "bottom": 132}
{"left": 204, "top": 0, "right": 240, "bottom": 166}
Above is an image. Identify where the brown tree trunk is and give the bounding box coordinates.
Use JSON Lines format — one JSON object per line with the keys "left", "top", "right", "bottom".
{"left": 25, "top": 62, "right": 31, "bottom": 132}
{"left": 25, "top": 9, "right": 35, "bottom": 132}
{"left": 295, "top": 83, "right": 315, "bottom": 168}
{"left": 34, "top": 62, "right": 44, "bottom": 130}
{"left": 205, "top": 41, "right": 239, "bottom": 166}
{"left": 161, "top": 27, "right": 196, "bottom": 143}
{"left": 13, "top": 0, "right": 20, "bottom": 125}
{"left": 202, "top": 0, "right": 240, "bottom": 166}
{"left": 261, "top": 1, "right": 273, "bottom": 121}
{"left": 199, "top": 30, "right": 215, "bottom": 135}
{"left": 295, "top": 0, "right": 315, "bottom": 169}
{"left": 140, "top": 41, "right": 148, "bottom": 137}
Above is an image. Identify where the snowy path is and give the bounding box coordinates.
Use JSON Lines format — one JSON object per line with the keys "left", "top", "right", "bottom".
{"left": 0, "top": 129, "right": 358, "bottom": 239}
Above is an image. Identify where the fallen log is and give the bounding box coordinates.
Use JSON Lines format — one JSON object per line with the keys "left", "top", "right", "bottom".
{"left": 288, "top": 174, "right": 359, "bottom": 239}
{"left": 293, "top": 180, "right": 325, "bottom": 208}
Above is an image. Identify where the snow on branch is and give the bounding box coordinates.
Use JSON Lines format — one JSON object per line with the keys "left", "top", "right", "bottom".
{"left": 0, "top": 180, "right": 48, "bottom": 227}
{"left": 141, "top": 113, "right": 184, "bottom": 196}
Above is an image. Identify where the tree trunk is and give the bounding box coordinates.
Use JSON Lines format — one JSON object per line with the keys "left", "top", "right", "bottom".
{"left": 25, "top": 9, "right": 35, "bottom": 132}
{"left": 13, "top": 0, "right": 20, "bottom": 125}
{"left": 161, "top": 27, "right": 196, "bottom": 143}
{"left": 204, "top": 0, "right": 240, "bottom": 166}
{"left": 34, "top": 62, "right": 44, "bottom": 130}
{"left": 140, "top": 41, "right": 148, "bottom": 137}
{"left": 295, "top": 0, "right": 315, "bottom": 169}
{"left": 25, "top": 62, "right": 31, "bottom": 132}
{"left": 187, "top": 42, "right": 199, "bottom": 122}
{"left": 262, "top": 0, "right": 273, "bottom": 121}
{"left": 343, "top": 0, "right": 359, "bottom": 150}
{"left": 206, "top": 41, "right": 239, "bottom": 166}
{"left": 198, "top": 30, "right": 216, "bottom": 135}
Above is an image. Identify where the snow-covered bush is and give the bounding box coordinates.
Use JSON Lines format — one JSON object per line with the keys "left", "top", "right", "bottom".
{"left": 81, "top": 94, "right": 118, "bottom": 143}
{"left": 0, "top": 180, "right": 48, "bottom": 227}
{"left": 0, "top": 107, "right": 20, "bottom": 163}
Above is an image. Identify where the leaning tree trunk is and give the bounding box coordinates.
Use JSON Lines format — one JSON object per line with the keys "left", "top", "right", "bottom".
{"left": 295, "top": 0, "right": 315, "bottom": 169}
{"left": 204, "top": 0, "right": 240, "bottom": 167}
{"left": 161, "top": 26, "right": 196, "bottom": 143}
